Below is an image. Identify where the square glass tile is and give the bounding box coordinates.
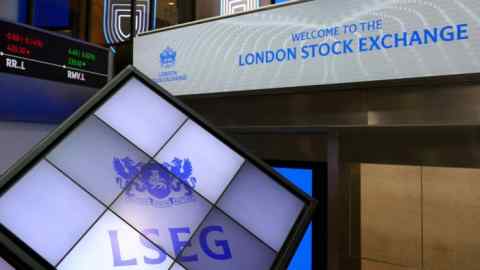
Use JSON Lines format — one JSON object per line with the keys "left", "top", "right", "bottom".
{"left": 0, "top": 160, "right": 105, "bottom": 265}
{"left": 47, "top": 116, "right": 151, "bottom": 205}
{"left": 57, "top": 211, "right": 174, "bottom": 270}
{"left": 155, "top": 120, "right": 245, "bottom": 203}
{"left": 170, "top": 263, "right": 186, "bottom": 270}
{"left": 111, "top": 161, "right": 213, "bottom": 258}
{"left": 177, "top": 208, "right": 276, "bottom": 270}
{"left": 95, "top": 78, "right": 187, "bottom": 156}
{"left": 169, "top": 263, "right": 187, "bottom": 270}
{"left": 217, "top": 163, "right": 304, "bottom": 251}
{"left": 0, "top": 257, "right": 15, "bottom": 270}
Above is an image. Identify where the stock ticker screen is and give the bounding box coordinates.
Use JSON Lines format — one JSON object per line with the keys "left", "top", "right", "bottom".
{"left": 0, "top": 70, "right": 314, "bottom": 270}
{"left": 0, "top": 19, "right": 109, "bottom": 123}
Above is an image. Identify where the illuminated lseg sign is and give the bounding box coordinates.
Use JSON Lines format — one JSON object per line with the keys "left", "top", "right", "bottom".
{"left": 0, "top": 66, "right": 315, "bottom": 270}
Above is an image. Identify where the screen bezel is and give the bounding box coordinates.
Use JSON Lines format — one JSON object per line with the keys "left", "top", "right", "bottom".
{"left": 268, "top": 160, "right": 327, "bottom": 270}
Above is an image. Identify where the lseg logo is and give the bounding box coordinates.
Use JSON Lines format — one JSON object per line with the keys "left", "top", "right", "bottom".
{"left": 111, "top": 157, "right": 232, "bottom": 266}
{"left": 114, "top": 157, "right": 197, "bottom": 208}
{"left": 108, "top": 225, "right": 233, "bottom": 266}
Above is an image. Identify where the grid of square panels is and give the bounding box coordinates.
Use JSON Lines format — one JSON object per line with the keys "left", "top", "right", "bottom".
{"left": 0, "top": 77, "right": 307, "bottom": 270}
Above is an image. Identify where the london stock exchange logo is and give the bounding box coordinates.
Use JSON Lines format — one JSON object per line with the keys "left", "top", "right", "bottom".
{"left": 157, "top": 46, "right": 187, "bottom": 82}
{"left": 103, "top": 0, "right": 154, "bottom": 44}
{"left": 113, "top": 157, "right": 197, "bottom": 208}
{"left": 160, "top": 47, "right": 176, "bottom": 68}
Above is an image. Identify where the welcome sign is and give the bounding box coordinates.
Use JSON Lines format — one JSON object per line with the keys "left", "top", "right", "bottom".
{"left": 134, "top": 0, "right": 480, "bottom": 95}
{"left": 0, "top": 66, "right": 315, "bottom": 270}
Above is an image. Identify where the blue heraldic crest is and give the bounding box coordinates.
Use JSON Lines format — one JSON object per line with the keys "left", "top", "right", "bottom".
{"left": 113, "top": 157, "right": 197, "bottom": 208}
{"left": 160, "top": 47, "right": 176, "bottom": 69}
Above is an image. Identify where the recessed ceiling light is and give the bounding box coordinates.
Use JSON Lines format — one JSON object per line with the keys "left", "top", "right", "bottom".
{"left": 168, "top": 1, "right": 175, "bottom": 6}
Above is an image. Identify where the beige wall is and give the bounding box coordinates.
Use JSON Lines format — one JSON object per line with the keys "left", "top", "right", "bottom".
{"left": 360, "top": 164, "right": 480, "bottom": 270}
{"left": 423, "top": 167, "right": 480, "bottom": 270}
{"left": 361, "top": 164, "right": 422, "bottom": 269}
{"left": 362, "top": 260, "right": 417, "bottom": 270}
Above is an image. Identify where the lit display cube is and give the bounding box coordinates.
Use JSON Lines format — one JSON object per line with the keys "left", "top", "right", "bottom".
{"left": 0, "top": 66, "right": 316, "bottom": 270}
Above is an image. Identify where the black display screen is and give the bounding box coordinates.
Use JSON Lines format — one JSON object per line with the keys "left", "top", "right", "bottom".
{"left": 0, "top": 20, "right": 108, "bottom": 88}
{"left": 0, "top": 20, "right": 110, "bottom": 123}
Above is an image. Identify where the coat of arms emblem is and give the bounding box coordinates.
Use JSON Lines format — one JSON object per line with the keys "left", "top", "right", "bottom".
{"left": 113, "top": 157, "right": 197, "bottom": 208}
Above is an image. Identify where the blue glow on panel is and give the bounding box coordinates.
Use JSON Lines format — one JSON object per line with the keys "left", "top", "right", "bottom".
{"left": 33, "top": 0, "right": 70, "bottom": 28}
{"left": 274, "top": 167, "right": 312, "bottom": 270}
{"left": 18, "top": 0, "right": 28, "bottom": 23}
{"left": 274, "top": 0, "right": 289, "bottom": 3}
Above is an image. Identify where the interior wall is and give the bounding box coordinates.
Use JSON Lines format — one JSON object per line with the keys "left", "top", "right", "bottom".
{"left": 89, "top": 0, "right": 105, "bottom": 45}
{"left": 360, "top": 164, "right": 422, "bottom": 270}
{"left": 422, "top": 167, "right": 480, "bottom": 270}
{"left": 230, "top": 133, "right": 328, "bottom": 162}
{"left": 196, "top": 0, "right": 220, "bottom": 19}
{"left": 70, "top": 0, "right": 88, "bottom": 40}
{"left": 0, "top": 0, "right": 19, "bottom": 22}
{"left": 359, "top": 163, "right": 480, "bottom": 270}
{"left": 0, "top": 0, "right": 18, "bottom": 22}
{"left": 0, "top": 122, "right": 55, "bottom": 175}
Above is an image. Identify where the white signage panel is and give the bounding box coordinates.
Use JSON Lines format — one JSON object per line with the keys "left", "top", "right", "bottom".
{"left": 134, "top": 0, "right": 480, "bottom": 95}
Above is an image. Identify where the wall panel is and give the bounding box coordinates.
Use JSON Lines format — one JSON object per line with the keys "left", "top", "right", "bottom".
{"left": 360, "top": 164, "right": 422, "bottom": 268}
{"left": 423, "top": 167, "right": 480, "bottom": 270}
{"left": 362, "top": 260, "right": 417, "bottom": 270}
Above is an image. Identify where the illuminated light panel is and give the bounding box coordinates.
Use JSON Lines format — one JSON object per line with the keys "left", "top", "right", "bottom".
{"left": 0, "top": 160, "right": 105, "bottom": 265}
{"left": 103, "top": 0, "right": 156, "bottom": 44}
{"left": 111, "top": 160, "right": 213, "bottom": 257}
{"left": 95, "top": 78, "right": 187, "bottom": 156}
{"left": 57, "top": 211, "right": 174, "bottom": 270}
{"left": 154, "top": 120, "right": 245, "bottom": 202}
{"left": 0, "top": 67, "right": 315, "bottom": 270}
{"left": 217, "top": 162, "right": 305, "bottom": 251}
{"left": 170, "top": 263, "right": 187, "bottom": 270}
{"left": 0, "top": 257, "right": 15, "bottom": 270}
{"left": 179, "top": 209, "right": 276, "bottom": 270}
{"left": 220, "top": 0, "right": 260, "bottom": 16}
{"left": 47, "top": 116, "right": 152, "bottom": 205}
